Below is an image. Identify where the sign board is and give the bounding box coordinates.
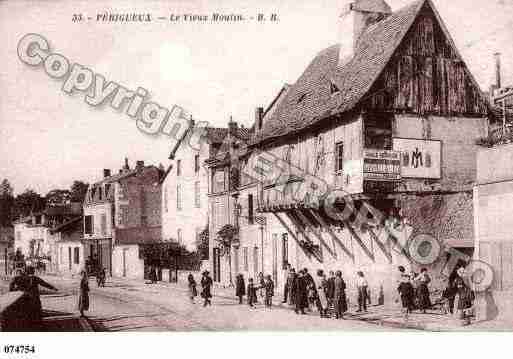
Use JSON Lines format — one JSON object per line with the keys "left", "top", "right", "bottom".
{"left": 392, "top": 138, "right": 442, "bottom": 179}
{"left": 363, "top": 149, "right": 401, "bottom": 181}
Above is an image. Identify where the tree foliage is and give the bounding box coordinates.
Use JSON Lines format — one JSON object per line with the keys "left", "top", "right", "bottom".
{"left": 70, "top": 181, "right": 89, "bottom": 202}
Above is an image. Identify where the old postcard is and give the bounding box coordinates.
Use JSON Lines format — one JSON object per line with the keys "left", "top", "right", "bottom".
{"left": 1, "top": 0, "right": 513, "bottom": 350}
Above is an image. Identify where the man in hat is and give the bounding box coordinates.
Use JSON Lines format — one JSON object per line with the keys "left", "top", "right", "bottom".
{"left": 201, "top": 270, "right": 213, "bottom": 306}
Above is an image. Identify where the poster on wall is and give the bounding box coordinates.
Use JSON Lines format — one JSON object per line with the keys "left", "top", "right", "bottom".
{"left": 392, "top": 138, "right": 442, "bottom": 179}
{"left": 362, "top": 149, "right": 402, "bottom": 181}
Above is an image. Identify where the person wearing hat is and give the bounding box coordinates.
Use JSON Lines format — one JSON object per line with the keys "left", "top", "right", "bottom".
{"left": 78, "top": 270, "right": 90, "bottom": 317}
{"left": 24, "top": 266, "right": 58, "bottom": 321}
{"left": 9, "top": 268, "right": 27, "bottom": 292}
{"left": 454, "top": 267, "right": 475, "bottom": 325}
{"left": 201, "top": 270, "right": 213, "bottom": 306}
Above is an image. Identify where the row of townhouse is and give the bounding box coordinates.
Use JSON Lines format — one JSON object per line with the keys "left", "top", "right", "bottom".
{"left": 158, "top": 0, "right": 504, "bottom": 306}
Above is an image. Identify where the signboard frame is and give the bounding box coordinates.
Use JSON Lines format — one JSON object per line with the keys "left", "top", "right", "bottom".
{"left": 362, "top": 148, "right": 402, "bottom": 182}
{"left": 392, "top": 137, "right": 442, "bottom": 180}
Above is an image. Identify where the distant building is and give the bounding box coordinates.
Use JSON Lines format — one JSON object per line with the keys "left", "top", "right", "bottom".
{"left": 83, "top": 159, "right": 163, "bottom": 278}
{"left": 52, "top": 216, "right": 84, "bottom": 275}
{"left": 13, "top": 204, "right": 82, "bottom": 272}
{"left": 0, "top": 226, "right": 14, "bottom": 274}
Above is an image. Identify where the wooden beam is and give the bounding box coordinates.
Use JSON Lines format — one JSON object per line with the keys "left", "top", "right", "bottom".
{"left": 368, "top": 228, "right": 392, "bottom": 263}
{"left": 272, "top": 213, "right": 312, "bottom": 260}
{"left": 343, "top": 220, "right": 375, "bottom": 262}
{"left": 287, "top": 210, "right": 331, "bottom": 261}
{"left": 307, "top": 210, "right": 354, "bottom": 261}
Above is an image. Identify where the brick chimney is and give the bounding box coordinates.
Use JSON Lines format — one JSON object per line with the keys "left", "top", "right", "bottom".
{"left": 103, "top": 169, "right": 111, "bottom": 178}
{"left": 122, "top": 157, "right": 130, "bottom": 173}
{"left": 255, "top": 107, "right": 264, "bottom": 133}
{"left": 136, "top": 160, "right": 145, "bottom": 171}
{"left": 228, "top": 116, "right": 238, "bottom": 137}
{"left": 338, "top": 0, "right": 391, "bottom": 66}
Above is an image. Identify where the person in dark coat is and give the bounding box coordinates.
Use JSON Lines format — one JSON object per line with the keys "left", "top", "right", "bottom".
{"left": 247, "top": 278, "right": 258, "bottom": 307}
{"left": 333, "top": 270, "right": 347, "bottom": 319}
{"left": 78, "top": 270, "right": 90, "bottom": 317}
{"left": 24, "top": 266, "right": 58, "bottom": 321}
{"left": 397, "top": 266, "right": 415, "bottom": 318}
{"left": 356, "top": 271, "right": 369, "bottom": 313}
{"left": 326, "top": 271, "right": 335, "bottom": 309}
{"left": 287, "top": 268, "right": 297, "bottom": 306}
{"left": 257, "top": 272, "right": 265, "bottom": 300}
{"left": 454, "top": 267, "right": 475, "bottom": 325}
{"left": 235, "top": 273, "right": 246, "bottom": 304}
{"left": 282, "top": 263, "right": 291, "bottom": 303}
{"left": 303, "top": 268, "right": 315, "bottom": 311}
{"left": 294, "top": 270, "right": 308, "bottom": 314}
{"left": 188, "top": 273, "right": 198, "bottom": 303}
{"left": 264, "top": 275, "right": 274, "bottom": 308}
{"left": 200, "top": 271, "right": 213, "bottom": 306}
{"left": 414, "top": 268, "right": 432, "bottom": 313}
{"left": 9, "top": 269, "right": 27, "bottom": 292}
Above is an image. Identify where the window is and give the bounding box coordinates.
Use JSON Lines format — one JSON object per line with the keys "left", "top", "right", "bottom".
{"left": 282, "top": 233, "right": 289, "bottom": 269}
{"left": 73, "top": 247, "right": 80, "bottom": 264}
{"left": 98, "top": 187, "right": 103, "bottom": 200}
{"left": 177, "top": 160, "right": 181, "bottom": 176}
{"left": 194, "top": 154, "right": 200, "bottom": 174}
{"left": 84, "top": 215, "right": 94, "bottom": 234}
{"left": 177, "top": 184, "right": 182, "bottom": 211}
{"left": 177, "top": 228, "right": 182, "bottom": 244}
{"left": 194, "top": 181, "right": 200, "bottom": 208}
{"left": 212, "top": 168, "right": 227, "bottom": 193}
{"left": 335, "top": 142, "right": 344, "bottom": 174}
{"left": 105, "top": 184, "right": 111, "bottom": 198}
{"left": 243, "top": 247, "right": 248, "bottom": 271}
{"left": 101, "top": 214, "right": 107, "bottom": 235}
{"left": 247, "top": 194, "right": 254, "bottom": 225}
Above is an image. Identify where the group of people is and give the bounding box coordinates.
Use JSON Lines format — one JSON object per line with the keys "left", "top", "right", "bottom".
{"left": 187, "top": 270, "right": 213, "bottom": 307}
{"left": 396, "top": 265, "right": 475, "bottom": 324}
{"left": 235, "top": 272, "right": 275, "bottom": 308}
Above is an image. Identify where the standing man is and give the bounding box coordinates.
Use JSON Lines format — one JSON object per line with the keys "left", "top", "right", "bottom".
{"left": 200, "top": 271, "right": 213, "bottom": 306}
{"left": 356, "top": 271, "right": 369, "bottom": 313}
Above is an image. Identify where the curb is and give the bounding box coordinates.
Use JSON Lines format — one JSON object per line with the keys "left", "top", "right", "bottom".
{"left": 78, "top": 316, "right": 94, "bottom": 332}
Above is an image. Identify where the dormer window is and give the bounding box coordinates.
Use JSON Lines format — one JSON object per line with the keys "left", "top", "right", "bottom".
{"left": 330, "top": 81, "right": 340, "bottom": 95}
{"left": 297, "top": 93, "right": 307, "bottom": 104}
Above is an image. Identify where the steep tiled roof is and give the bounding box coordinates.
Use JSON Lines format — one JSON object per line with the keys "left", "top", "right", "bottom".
{"left": 254, "top": 0, "right": 425, "bottom": 144}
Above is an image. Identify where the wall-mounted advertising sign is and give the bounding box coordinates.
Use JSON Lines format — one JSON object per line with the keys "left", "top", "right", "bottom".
{"left": 363, "top": 149, "right": 401, "bottom": 181}
{"left": 392, "top": 138, "right": 442, "bottom": 179}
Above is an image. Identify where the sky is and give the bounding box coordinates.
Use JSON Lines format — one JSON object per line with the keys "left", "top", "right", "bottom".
{"left": 1, "top": 0, "right": 512, "bottom": 195}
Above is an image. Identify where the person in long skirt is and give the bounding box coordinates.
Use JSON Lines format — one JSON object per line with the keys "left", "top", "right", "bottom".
{"left": 264, "top": 275, "right": 274, "bottom": 308}
{"left": 235, "top": 273, "right": 246, "bottom": 304}
{"left": 188, "top": 273, "right": 197, "bottom": 303}
{"left": 415, "top": 268, "right": 432, "bottom": 313}
{"left": 316, "top": 270, "right": 329, "bottom": 318}
{"left": 454, "top": 267, "right": 475, "bottom": 325}
{"left": 287, "top": 268, "right": 297, "bottom": 306}
{"left": 200, "top": 271, "right": 213, "bottom": 306}
{"left": 293, "top": 270, "right": 308, "bottom": 314}
{"left": 78, "top": 270, "right": 90, "bottom": 317}
{"left": 397, "top": 267, "right": 415, "bottom": 319}
{"left": 257, "top": 272, "right": 265, "bottom": 301}
{"left": 247, "top": 278, "right": 258, "bottom": 308}
{"left": 333, "top": 270, "right": 347, "bottom": 319}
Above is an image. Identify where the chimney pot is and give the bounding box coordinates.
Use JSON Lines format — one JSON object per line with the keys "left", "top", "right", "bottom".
{"left": 255, "top": 107, "right": 264, "bottom": 131}
{"left": 103, "top": 169, "right": 111, "bottom": 178}
{"left": 494, "top": 52, "right": 502, "bottom": 90}
{"left": 136, "top": 160, "right": 145, "bottom": 170}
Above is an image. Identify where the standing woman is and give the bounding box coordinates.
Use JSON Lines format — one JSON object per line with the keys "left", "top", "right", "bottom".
{"left": 415, "top": 268, "right": 432, "bottom": 313}
{"left": 201, "top": 271, "right": 213, "bottom": 306}
{"left": 397, "top": 267, "right": 415, "bottom": 319}
{"left": 333, "top": 271, "right": 347, "bottom": 319}
{"left": 78, "top": 270, "right": 90, "bottom": 317}
{"left": 235, "top": 273, "right": 246, "bottom": 304}
{"left": 316, "top": 270, "right": 329, "bottom": 318}
{"left": 258, "top": 272, "right": 265, "bottom": 300}
{"left": 188, "top": 273, "right": 198, "bottom": 303}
